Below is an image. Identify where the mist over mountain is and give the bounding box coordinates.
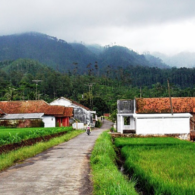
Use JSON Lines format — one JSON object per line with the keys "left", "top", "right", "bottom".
{"left": 152, "top": 52, "right": 195, "bottom": 68}
{"left": 0, "top": 32, "right": 169, "bottom": 72}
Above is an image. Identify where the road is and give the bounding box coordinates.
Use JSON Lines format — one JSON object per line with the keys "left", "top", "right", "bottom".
{"left": 0, "top": 120, "right": 113, "bottom": 195}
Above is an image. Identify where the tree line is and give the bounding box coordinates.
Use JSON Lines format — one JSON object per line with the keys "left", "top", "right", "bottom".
{"left": 1, "top": 59, "right": 195, "bottom": 117}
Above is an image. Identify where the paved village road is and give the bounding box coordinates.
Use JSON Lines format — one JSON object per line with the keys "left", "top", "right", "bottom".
{"left": 0, "top": 120, "right": 113, "bottom": 195}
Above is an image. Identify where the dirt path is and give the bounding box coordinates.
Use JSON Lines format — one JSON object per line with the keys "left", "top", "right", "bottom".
{"left": 0, "top": 120, "right": 113, "bottom": 195}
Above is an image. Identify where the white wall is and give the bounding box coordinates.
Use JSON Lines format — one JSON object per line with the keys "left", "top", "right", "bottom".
{"left": 136, "top": 116, "right": 190, "bottom": 135}
{"left": 117, "top": 114, "right": 135, "bottom": 133}
{"left": 50, "top": 98, "right": 72, "bottom": 107}
{"left": 42, "top": 116, "right": 56, "bottom": 127}
{"left": 72, "top": 123, "right": 85, "bottom": 130}
{"left": 117, "top": 114, "right": 124, "bottom": 133}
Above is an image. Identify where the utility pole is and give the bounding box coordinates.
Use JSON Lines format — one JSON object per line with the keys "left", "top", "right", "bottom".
{"left": 167, "top": 79, "right": 173, "bottom": 115}
{"left": 32, "top": 80, "right": 42, "bottom": 100}
{"left": 85, "top": 83, "right": 95, "bottom": 109}
{"left": 140, "top": 87, "right": 142, "bottom": 98}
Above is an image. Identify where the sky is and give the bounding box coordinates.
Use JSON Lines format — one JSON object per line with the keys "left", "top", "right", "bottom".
{"left": 1, "top": 0, "right": 195, "bottom": 55}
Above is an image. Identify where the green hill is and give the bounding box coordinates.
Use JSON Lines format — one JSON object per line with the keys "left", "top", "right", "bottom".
{"left": 0, "top": 32, "right": 169, "bottom": 72}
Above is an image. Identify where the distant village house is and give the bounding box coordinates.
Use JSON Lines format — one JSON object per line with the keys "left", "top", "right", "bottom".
{"left": 117, "top": 98, "right": 195, "bottom": 140}
{"left": 0, "top": 100, "right": 73, "bottom": 128}
{"left": 50, "top": 97, "right": 97, "bottom": 127}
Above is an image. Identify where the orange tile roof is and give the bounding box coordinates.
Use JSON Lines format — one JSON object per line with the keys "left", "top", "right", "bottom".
{"left": 0, "top": 100, "right": 73, "bottom": 117}
{"left": 136, "top": 97, "right": 195, "bottom": 114}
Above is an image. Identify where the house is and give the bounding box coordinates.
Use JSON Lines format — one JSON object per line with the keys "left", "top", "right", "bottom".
{"left": 0, "top": 100, "right": 73, "bottom": 128}
{"left": 50, "top": 97, "right": 96, "bottom": 126}
{"left": 117, "top": 98, "right": 194, "bottom": 139}
{"left": 104, "top": 113, "right": 110, "bottom": 117}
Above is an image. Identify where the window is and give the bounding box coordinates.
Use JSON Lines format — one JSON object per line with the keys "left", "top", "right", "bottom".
{"left": 124, "top": 116, "right": 130, "bottom": 125}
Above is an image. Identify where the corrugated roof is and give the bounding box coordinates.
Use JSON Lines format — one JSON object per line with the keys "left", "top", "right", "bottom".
{"left": 0, "top": 100, "right": 73, "bottom": 117}
{"left": 2, "top": 113, "right": 44, "bottom": 120}
{"left": 136, "top": 97, "right": 195, "bottom": 114}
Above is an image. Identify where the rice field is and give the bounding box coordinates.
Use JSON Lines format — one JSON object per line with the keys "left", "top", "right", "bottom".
{"left": 91, "top": 132, "right": 138, "bottom": 195}
{"left": 0, "top": 130, "right": 83, "bottom": 171}
{"left": 115, "top": 137, "right": 195, "bottom": 195}
{"left": 0, "top": 126, "right": 73, "bottom": 145}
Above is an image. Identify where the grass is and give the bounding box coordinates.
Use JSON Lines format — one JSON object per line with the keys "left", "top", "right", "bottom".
{"left": 0, "top": 126, "right": 73, "bottom": 145}
{"left": 0, "top": 130, "right": 83, "bottom": 172}
{"left": 91, "top": 132, "right": 138, "bottom": 195}
{"left": 115, "top": 137, "right": 195, "bottom": 195}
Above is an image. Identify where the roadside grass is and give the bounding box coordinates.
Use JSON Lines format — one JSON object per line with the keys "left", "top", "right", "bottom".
{"left": 0, "top": 126, "right": 73, "bottom": 146}
{"left": 115, "top": 137, "right": 195, "bottom": 195}
{"left": 0, "top": 130, "right": 83, "bottom": 172}
{"left": 91, "top": 132, "right": 138, "bottom": 195}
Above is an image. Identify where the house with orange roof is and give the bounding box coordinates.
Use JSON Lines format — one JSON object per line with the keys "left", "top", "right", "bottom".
{"left": 50, "top": 97, "right": 96, "bottom": 127}
{"left": 117, "top": 98, "right": 194, "bottom": 139}
{"left": 0, "top": 100, "right": 73, "bottom": 128}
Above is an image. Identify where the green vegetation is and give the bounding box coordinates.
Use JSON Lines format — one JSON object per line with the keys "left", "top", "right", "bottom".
{"left": 95, "top": 120, "right": 102, "bottom": 128}
{"left": 0, "top": 130, "right": 83, "bottom": 171}
{"left": 114, "top": 137, "right": 189, "bottom": 147}
{"left": 0, "top": 127, "right": 73, "bottom": 146}
{"left": 115, "top": 137, "right": 195, "bottom": 195}
{"left": 91, "top": 132, "right": 138, "bottom": 195}
{"left": 1, "top": 58, "right": 195, "bottom": 119}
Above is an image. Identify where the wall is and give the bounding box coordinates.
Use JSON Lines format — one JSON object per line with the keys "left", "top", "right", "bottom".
{"left": 72, "top": 122, "right": 85, "bottom": 130}
{"left": 0, "top": 119, "right": 43, "bottom": 128}
{"left": 117, "top": 114, "right": 136, "bottom": 133}
{"left": 74, "top": 107, "right": 92, "bottom": 125}
{"left": 50, "top": 98, "right": 72, "bottom": 107}
{"left": 42, "top": 116, "right": 56, "bottom": 127}
{"left": 136, "top": 117, "right": 190, "bottom": 135}
{"left": 56, "top": 117, "right": 69, "bottom": 127}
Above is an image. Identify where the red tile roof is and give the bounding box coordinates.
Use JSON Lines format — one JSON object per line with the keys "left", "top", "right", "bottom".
{"left": 136, "top": 97, "right": 195, "bottom": 114}
{"left": 0, "top": 100, "right": 73, "bottom": 117}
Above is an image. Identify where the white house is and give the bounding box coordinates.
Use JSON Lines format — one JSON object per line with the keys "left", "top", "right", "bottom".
{"left": 50, "top": 97, "right": 96, "bottom": 126}
{"left": 117, "top": 98, "right": 193, "bottom": 138}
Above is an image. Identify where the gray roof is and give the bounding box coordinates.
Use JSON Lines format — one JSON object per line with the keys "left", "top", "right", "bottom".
{"left": 1, "top": 113, "right": 44, "bottom": 120}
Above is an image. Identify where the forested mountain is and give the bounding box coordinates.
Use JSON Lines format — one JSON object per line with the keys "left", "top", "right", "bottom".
{"left": 0, "top": 32, "right": 169, "bottom": 72}
{"left": 1, "top": 32, "right": 195, "bottom": 118}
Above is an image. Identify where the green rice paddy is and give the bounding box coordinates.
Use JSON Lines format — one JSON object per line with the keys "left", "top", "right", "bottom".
{"left": 91, "top": 132, "right": 138, "bottom": 195}
{"left": 0, "top": 126, "right": 73, "bottom": 145}
{"left": 115, "top": 137, "right": 195, "bottom": 195}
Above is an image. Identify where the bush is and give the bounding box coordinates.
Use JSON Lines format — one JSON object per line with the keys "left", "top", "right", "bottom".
{"left": 95, "top": 120, "right": 102, "bottom": 128}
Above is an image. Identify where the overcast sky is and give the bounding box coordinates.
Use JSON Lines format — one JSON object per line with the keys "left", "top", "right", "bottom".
{"left": 1, "top": 0, "right": 195, "bottom": 55}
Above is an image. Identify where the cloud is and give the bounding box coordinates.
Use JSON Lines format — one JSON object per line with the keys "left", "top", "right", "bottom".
{"left": 1, "top": 0, "right": 195, "bottom": 54}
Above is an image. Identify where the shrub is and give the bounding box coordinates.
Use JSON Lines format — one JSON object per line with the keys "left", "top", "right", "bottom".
{"left": 95, "top": 120, "right": 102, "bottom": 128}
